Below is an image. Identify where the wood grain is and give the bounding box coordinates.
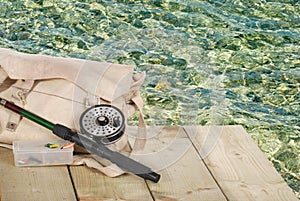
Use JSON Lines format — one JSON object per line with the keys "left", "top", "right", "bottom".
{"left": 1, "top": 126, "right": 297, "bottom": 201}
{"left": 69, "top": 165, "right": 153, "bottom": 201}
{"left": 184, "top": 125, "right": 298, "bottom": 201}
{"left": 129, "top": 126, "right": 227, "bottom": 201}
{"left": 0, "top": 147, "right": 76, "bottom": 201}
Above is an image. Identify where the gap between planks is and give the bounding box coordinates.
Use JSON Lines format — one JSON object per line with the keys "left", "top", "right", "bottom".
{"left": 1, "top": 125, "right": 297, "bottom": 201}
{"left": 182, "top": 126, "right": 230, "bottom": 201}
{"left": 128, "top": 126, "right": 227, "bottom": 201}
{"left": 67, "top": 165, "right": 80, "bottom": 201}
{"left": 183, "top": 125, "right": 298, "bottom": 201}
{"left": 0, "top": 147, "right": 77, "bottom": 201}
{"left": 69, "top": 126, "right": 227, "bottom": 201}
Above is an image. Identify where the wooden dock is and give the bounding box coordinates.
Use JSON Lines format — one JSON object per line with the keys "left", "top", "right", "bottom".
{"left": 0, "top": 126, "right": 298, "bottom": 201}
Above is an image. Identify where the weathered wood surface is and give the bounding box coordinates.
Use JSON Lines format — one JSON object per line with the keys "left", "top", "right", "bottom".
{"left": 184, "top": 126, "right": 299, "bottom": 201}
{"left": 127, "top": 126, "right": 227, "bottom": 201}
{"left": 0, "top": 147, "right": 76, "bottom": 201}
{"left": 70, "top": 165, "right": 153, "bottom": 201}
{"left": 0, "top": 126, "right": 298, "bottom": 201}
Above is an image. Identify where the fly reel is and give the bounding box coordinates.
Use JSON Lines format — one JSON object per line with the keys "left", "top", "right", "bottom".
{"left": 79, "top": 105, "right": 125, "bottom": 144}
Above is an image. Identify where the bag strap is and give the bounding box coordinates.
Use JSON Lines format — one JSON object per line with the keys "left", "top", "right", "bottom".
{"left": 0, "top": 67, "right": 35, "bottom": 131}
{"left": 10, "top": 79, "right": 34, "bottom": 105}
{"left": 0, "top": 48, "right": 148, "bottom": 177}
{"left": 131, "top": 93, "right": 147, "bottom": 153}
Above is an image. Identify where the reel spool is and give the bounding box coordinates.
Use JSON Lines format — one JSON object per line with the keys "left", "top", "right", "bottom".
{"left": 79, "top": 105, "right": 125, "bottom": 144}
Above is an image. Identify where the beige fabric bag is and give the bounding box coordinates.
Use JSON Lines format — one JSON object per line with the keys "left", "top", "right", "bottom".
{"left": 0, "top": 48, "right": 147, "bottom": 177}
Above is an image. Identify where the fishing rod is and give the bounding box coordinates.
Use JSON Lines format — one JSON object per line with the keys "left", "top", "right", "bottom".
{"left": 0, "top": 97, "right": 160, "bottom": 183}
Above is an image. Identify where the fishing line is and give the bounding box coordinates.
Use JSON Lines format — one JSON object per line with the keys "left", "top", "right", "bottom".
{"left": 0, "top": 78, "right": 161, "bottom": 182}
{"left": 0, "top": 97, "right": 160, "bottom": 182}
{"left": 0, "top": 81, "right": 100, "bottom": 106}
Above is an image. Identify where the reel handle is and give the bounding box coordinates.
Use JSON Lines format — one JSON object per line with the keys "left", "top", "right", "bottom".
{"left": 53, "top": 124, "right": 160, "bottom": 183}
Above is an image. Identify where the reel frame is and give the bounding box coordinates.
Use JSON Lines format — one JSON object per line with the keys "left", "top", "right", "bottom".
{"left": 79, "top": 104, "right": 125, "bottom": 144}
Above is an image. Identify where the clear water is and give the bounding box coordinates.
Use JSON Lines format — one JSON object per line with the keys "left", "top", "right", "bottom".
{"left": 0, "top": 0, "right": 299, "bottom": 197}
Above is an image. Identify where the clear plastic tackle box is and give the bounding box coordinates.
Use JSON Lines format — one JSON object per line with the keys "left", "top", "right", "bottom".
{"left": 13, "top": 140, "right": 74, "bottom": 167}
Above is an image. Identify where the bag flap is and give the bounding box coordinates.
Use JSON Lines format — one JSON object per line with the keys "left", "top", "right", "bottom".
{"left": 0, "top": 48, "right": 134, "bottom": 102}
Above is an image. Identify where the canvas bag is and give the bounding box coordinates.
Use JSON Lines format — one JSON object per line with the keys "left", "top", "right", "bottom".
{"left": 0, "top": 48, "right": 147, "bottom": 177}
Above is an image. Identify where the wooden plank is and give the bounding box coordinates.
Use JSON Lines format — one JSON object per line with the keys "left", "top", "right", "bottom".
{"left": 69, "top": 165, "right": 153, "bottom": 201}
{"left": 127, "top": 126, "right": 227, "bottom": 201}
{"left": 69, "top": 137, "right": 153, "bottom": 201}
{"left": 0, "top": 147, "right": 76, "bottom": 201}
{"left": 184, "top": 125, "right": 298, "bottom": 201}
